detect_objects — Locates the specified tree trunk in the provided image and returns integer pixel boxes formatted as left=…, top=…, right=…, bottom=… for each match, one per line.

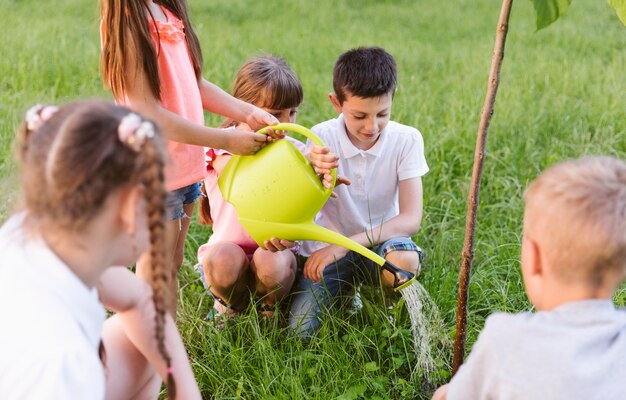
left=452, top=0, right=514, bottom=375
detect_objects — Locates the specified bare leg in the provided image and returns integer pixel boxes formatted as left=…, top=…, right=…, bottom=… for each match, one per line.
left=136, top=203, right=194, bottom=316
left=249, top=248, right=296, bottom=311
left=102, top=315, right=161, bottom=400
left=202, top=242, right=250, bottom=312
left=172, top=202, right=194, bottom=272
left=167, top=203, right=194, bottom=314
left=381, top=250, right=421, bottom=289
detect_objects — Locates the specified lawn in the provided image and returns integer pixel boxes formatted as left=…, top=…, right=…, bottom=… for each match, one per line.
left=1, top=0, right=625, bottom=398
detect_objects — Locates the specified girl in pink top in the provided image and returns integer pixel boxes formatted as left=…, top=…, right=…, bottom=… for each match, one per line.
left=196, top=56, right=305, bottom=318
left=100, top=1, right=280, bottom=313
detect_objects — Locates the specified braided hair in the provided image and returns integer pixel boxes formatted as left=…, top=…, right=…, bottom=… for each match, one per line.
left=17, top=100, right=177, bottom=398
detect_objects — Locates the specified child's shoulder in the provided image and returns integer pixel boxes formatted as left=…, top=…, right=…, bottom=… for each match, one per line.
left=476, top=311, right=535, bottom=346
left=384, top=120, right=425, bottom=146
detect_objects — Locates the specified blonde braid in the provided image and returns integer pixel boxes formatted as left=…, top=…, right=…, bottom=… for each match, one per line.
left=140, top=138, right=177, bottom=399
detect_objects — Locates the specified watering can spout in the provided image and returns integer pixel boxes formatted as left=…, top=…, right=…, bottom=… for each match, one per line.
left=382, top=260, right=416, bottom=291
left=240, top=219, right=415, bottom=291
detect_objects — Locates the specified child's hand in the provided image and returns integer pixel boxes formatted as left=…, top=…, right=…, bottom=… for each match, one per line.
left=431, top=384, right=448, bottom=400
left=304, top=244, right=349, bottom=282
left=224, top=128, right=271, bottom=155
left=307, top=145, right=339, bottom=189
left=246, top=106, right=278, bottom=130
left=329, top=175, right=351, bottom=198
left=246, top=107, right=284, bottom=141
left=263, top=238, right=296, bottom=252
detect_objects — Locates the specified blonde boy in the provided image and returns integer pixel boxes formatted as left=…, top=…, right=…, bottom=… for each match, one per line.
left=433, top=156, right=626, bottom=400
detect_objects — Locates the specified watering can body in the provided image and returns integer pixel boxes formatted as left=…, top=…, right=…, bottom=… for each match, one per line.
left=218, top=123, right=415, bottom=290
left=219, top=123, right=341, bottom=247
left=219, top=138, right=327, bottom=227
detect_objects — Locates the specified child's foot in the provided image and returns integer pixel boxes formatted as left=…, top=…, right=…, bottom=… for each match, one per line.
left=257, top=303, right=276, bottom=318
left=206, top=302, right=238, bottom=328
left=213, top=299, right=239, bottom=318
left=206, top=290, right=239, bottom=328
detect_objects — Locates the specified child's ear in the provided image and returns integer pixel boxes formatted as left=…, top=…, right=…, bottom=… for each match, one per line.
left=521, top=232, right=546, bottom=309
left=118, top=185, right=143, bottom=235
left=522, top=234, right=543, bottom=277
left=328, top=93, right=343, bottom=114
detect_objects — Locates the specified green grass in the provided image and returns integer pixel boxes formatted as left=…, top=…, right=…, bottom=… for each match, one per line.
left=2, top=0, right=625, bottom=398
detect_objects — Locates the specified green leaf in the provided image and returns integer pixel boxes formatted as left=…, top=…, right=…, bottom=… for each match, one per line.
left=365, top=361, right=380, bottom=372
left=530, top=0, right=573, bottom=30
left=608, top=0, right=626, bottom=25
left=336, top=384, right=367, bottom=400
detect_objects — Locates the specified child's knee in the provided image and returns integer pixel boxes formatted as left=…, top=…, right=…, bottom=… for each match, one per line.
left=380, top=250, right=421, bottom=288
left=385, top=250, right=421, bottom=275
left=203, top=245, right=248, bottom=287
left=253, top=251, right=296, bottom=283
left=257, top=264, right=295, bottom=291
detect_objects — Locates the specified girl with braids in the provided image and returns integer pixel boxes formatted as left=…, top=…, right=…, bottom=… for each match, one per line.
left=0, top=101, right=200, bottom=399
left=195, top=56, right=345, bottom=320
left=99, top=0, right=280, bottom=311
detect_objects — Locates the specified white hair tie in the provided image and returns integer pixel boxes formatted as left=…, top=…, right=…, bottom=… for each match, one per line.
left=25, top=104, right=59, bottom=131
left=118, top=113, right=155, bottom=152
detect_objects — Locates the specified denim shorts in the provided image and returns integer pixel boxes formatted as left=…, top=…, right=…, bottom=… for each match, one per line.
left=165, top=182, right=203, bottom=220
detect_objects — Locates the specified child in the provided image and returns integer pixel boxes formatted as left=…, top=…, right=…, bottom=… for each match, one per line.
left=196, top=55, right=309, bottom=318
left=288, top=46, right=429, bottom=336
left=99, top=0, right=281, bottom=312
left=0, top=101, right=200, bottom=399
left=432, top=156, right=626, bottom=400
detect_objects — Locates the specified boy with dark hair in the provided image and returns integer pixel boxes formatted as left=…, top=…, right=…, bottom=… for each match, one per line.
left=289, top=46, right=429, bottom=336
left=433, top=156, right=626, bottom=400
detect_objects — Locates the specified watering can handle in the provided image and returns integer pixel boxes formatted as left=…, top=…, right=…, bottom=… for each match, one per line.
left=258, top=123, right=325, bottom=146
left=258, top=123, right=337, bottom=189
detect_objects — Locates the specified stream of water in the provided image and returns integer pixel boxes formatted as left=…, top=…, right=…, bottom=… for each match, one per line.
left=398, top=280, right=442, bottom=378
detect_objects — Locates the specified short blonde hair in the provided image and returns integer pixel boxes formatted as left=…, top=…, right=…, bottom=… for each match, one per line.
left=524, top=156, right=626, bottom=288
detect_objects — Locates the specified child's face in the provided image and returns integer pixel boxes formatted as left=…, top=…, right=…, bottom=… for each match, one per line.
left=330, top=92, right=393, bottom=150
left=264, top=106, right=298, bottom=124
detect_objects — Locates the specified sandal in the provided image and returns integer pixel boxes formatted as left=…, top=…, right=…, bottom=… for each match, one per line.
left=205, top=289, right=241, bottom=329
left=257, top=303, right=276, bottom=318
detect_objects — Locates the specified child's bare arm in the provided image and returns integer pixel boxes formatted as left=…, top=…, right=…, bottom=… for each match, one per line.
left=120, top=50, right=269, bottom=155
left=97, top=267, right=201, bottom=399
left=198, top=79, right=280, bottom=133
left=304, top=177, right=422, bottom=282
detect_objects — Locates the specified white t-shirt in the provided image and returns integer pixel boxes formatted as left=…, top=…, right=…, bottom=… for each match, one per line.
left=448, top=300, right=626, bottom=400
left=301, top=114, right=429, bottom=256
left=0, top=214, right=107, bottom=399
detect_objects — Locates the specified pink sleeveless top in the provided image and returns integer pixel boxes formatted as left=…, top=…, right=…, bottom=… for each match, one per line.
left=102, top=7, right=206, bottom=191
left=197, top=148, right=259, bottom=264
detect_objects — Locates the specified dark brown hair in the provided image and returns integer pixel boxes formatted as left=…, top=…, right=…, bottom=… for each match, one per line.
left=100, top=0, right=203, bottom=101
left=333, top=46, right=397, bottom=104
left=197, top=55, right=303, bottom=225
left=17, top=100, right=177, bottom=398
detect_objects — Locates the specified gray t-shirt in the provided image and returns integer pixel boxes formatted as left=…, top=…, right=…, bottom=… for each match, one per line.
left=447, top=300, right=626, bottom=400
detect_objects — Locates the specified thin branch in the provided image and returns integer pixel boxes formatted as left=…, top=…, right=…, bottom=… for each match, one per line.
left=452, top=0, right=514, bottom=375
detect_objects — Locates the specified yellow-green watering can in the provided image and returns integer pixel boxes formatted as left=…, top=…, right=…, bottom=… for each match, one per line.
left=218, top=123, right=415, bottom=291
